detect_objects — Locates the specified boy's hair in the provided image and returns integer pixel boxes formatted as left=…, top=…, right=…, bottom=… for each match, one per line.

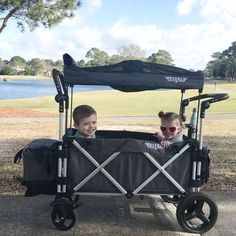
left=73, top=105, right=97, bottom=125
left=158, top=111, right=186, bottom=126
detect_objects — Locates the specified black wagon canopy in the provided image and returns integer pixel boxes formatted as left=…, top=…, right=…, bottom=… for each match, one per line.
left=63, top=53, right=204, bottom=92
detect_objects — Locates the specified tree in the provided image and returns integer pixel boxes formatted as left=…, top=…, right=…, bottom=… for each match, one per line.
left=9, top=55, right=27, bottom=74
left=1, top=64, right=14, bottom=75
left=9, top=56, right=26, bottom=66
left=147, top=50, right=174, bottom=66
left=211, top=52, right=222, bottom=60
left=204, top=61, right=215, bottom=78
left=28, top=58, right=44, bottom=75
left=0, top=0, right=82, bottom=34
left=212, top=60, right=228, bottom=80
left=222, top=41, right=236, bottom=82
left=205, top=42, right=236, bottom=82
left=0, top=57, right=6, bottom=71
left=77, top=59, right=85, bottom=67
left=85, top=48, right=110, bottom=66
left=109, top=54, right=125, bottom=64
left=204, top=52, right=223, bottom=79
left=54, top=59, right=64, bottom=71
left=117, top=44, right=145, bottom=59
left=42, top=59, right=54, bottom=76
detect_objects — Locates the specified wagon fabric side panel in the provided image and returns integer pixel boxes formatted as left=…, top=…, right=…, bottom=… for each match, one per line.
left=67, top=136, right=191, bottom=194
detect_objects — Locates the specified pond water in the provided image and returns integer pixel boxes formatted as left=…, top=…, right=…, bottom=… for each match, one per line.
left=0, top=79, right=111, bottom=100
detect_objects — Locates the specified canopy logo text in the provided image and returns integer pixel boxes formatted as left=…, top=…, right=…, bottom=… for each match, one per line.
left=165, top=76, right=188, bottom=83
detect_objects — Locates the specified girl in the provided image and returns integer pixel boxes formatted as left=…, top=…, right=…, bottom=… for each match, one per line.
left=158, top=111, right=186, bottom=148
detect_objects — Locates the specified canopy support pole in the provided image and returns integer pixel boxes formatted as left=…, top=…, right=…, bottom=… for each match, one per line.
left=179, top=89, right=185, bottom=116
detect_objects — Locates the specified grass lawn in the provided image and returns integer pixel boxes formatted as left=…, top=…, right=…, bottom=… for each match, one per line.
left=0, top=83, right=235, bottom=116
left=0, top=81, right=235, bottom=194
left=0, top=118, right=236, bottom=194
left=0, top=75, right=49, bottom=81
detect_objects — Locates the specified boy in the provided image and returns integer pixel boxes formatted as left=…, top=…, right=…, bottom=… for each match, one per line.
left=73, top=105, right=97, bottom=138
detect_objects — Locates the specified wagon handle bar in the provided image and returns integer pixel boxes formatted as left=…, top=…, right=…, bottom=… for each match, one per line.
left=200, top=93, right=229, bottom=118
left=180, top=93, right=229, bottom=117
left=52, top=69, right=66, bottom=96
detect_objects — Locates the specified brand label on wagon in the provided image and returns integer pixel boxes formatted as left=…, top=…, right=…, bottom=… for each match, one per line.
left=145, top=142, right=162, bottom=150
left=165, top=76, right=188, bottom=83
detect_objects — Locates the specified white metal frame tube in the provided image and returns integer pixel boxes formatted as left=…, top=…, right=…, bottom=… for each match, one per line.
left=59, top=112, right=64, bottom=141
left=199, top=118, right=204, bottom=150
left=57, top=144, right=63, bottom=193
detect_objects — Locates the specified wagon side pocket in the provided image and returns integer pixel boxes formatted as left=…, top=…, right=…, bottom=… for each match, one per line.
left=15, top=139, right=59, bottom=196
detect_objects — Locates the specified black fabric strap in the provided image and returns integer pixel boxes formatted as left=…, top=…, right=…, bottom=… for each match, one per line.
left=14, top=149, right=23, bottom=163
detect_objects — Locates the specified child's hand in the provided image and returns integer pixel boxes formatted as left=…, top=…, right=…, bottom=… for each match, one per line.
left=161, top=140, right=171, bottom=149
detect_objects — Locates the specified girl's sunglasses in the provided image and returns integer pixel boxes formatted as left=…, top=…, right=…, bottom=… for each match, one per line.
left=160, top=126, right=177, bottom=133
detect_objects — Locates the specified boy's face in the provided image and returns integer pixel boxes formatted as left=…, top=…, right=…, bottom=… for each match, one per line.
left=74, top=114, right=97, bottom=137
left=160, top=119, right=181, bottom=139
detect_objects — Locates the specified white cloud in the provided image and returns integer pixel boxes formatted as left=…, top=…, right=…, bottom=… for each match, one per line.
left=178, top=0, right=236, bottom=25
left=54, top=0, right=102, bottom=28
left=1, top=0, right=236, bottom=71
left=88, top=0, right=102, bottom=9
left=177, top=0, right=198, bottom=15
left=200, top=0, right=236, bottom=25
left=106, top=20, right=168, bottom=57
left=75, top=27, right=102, bottom=48
left=2, top=17, right=235, bottom=70
left=174, top=0, right=236, bottom=68
left=166, top=22, right=229, bottom=69
left=83, top=0, right=102, bottom=13
left=102, top=20, right=235, bottom=70
left=59, top=15, right=84, bottom=28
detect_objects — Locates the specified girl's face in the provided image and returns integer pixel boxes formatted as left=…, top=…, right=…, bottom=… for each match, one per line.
left=160, top=119, right=182, bottom=139
left=74, top=114, right=97, bottom=137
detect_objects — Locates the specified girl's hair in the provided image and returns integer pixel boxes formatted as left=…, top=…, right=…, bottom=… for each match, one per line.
left=73, top=105, right=97, bottom=125
left=158, top=111, right=186, bottom=126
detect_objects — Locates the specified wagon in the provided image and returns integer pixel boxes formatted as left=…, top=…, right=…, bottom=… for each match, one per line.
left=18, top=53, right=229, bottom=233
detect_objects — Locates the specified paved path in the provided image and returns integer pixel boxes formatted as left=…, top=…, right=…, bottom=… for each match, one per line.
left=0, top=191, right=235, bottom=236
left=0, top=194, right=198, bottom=236
left=203, top=191, right=236, bottom=236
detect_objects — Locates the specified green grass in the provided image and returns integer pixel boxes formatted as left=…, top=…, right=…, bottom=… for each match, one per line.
left=0, top=83, right=235, bottom=116
left=217, top=83, right=236, bottom=90
left=0, top=75, right=50, bottom=81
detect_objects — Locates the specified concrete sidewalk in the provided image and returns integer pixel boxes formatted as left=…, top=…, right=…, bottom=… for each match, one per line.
left=0, top=191, right=235, bottom=236
left=202, top=191, right=236, bottom=236
left=0, top=194, right=198, bottom=236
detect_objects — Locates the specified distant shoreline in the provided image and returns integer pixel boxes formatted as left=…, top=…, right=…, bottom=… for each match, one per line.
left=0, top=75, right=50, bottom=81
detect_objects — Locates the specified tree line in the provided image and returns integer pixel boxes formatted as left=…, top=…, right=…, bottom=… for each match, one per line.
left=204, top=41, right=236, bottom=82
left=0, top=41, right=236, bottom=82
left=1, top=41, right=236, bottom=83
left=1, top=1, right=235, bottom=82
left=0, top=45, right=174, bottom=76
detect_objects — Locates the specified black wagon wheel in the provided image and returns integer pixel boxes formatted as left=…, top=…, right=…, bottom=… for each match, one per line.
left=161, top=195, right=182, bottom=204
left=176, top=192, right=218, bottom=234
left=51, top=205, right=76, bottom=231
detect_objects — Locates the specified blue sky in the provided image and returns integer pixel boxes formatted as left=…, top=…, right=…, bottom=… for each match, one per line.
left=85, top=0, right=201, bottom=28
left=0, top=0, right=236, bottom=70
